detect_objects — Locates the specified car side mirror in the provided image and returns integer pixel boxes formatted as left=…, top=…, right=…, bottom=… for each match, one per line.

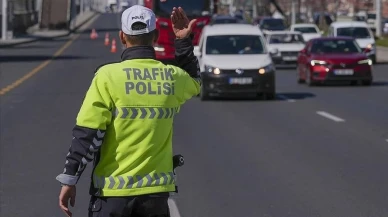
left=194, top=46, right=202, bottom=57
left=269, top=48, right=279, bottom=55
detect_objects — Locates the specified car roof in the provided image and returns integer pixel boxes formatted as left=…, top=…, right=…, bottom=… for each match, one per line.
left=203, top=24, right=264, bottom=36
left=310, top=36, right=355, bottom=41
left=330, top=21, right=369, bottom=28
left=264, top=30, right=302, bottom=35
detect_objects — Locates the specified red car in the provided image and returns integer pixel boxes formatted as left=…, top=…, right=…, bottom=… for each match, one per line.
left=297, top=37, right=373, bottom=86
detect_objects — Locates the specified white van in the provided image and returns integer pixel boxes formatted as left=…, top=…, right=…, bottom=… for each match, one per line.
left=193, top=24, right=276, bottom=100
left=328, top=21, right=377, bottom=63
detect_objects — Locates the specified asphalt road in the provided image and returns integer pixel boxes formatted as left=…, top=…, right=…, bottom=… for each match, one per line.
left=1, top=13, right=388, bottom=217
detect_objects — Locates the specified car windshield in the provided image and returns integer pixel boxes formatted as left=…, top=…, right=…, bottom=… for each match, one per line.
left=154, top=0, right=209, bottom=17
left=336, top=27, right=371, bottom=39
left=311, top=39, right=362, bottom=54
left=261, top=19, right=285, bottom=29
left=269, top=34, right=305, bottom=44
left=294, top=27, right=318, bottom=33
left=368, top=14, right=376, bottom=19
left=205, top=35, right=266, bottom=55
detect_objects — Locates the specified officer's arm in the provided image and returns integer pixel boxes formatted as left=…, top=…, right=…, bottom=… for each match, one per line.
left=174, top=34, right=200, bottom=79
left=56, top=69, right=113, bottom=186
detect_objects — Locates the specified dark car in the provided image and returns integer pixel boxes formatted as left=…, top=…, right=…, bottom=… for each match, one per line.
left=297, top=37, right=373, bottom=86
left=258, top=18, right=286, bottom=31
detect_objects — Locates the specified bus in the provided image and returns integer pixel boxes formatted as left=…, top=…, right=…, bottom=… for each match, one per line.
left=144, top=0, right=217, bottom=62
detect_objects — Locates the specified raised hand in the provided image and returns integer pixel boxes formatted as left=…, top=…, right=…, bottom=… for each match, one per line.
left=171, top=7, right=197, bottom=39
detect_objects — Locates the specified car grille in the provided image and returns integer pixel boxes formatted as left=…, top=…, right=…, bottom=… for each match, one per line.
left=280, top=51, right=299, bottom=56
left=331, top=63, right=358, bottom=68
left=221, top=69, right=259, bottom=75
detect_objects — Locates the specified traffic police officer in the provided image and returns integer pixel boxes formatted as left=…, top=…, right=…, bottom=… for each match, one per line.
left=56, top=4, right=200, bottom=217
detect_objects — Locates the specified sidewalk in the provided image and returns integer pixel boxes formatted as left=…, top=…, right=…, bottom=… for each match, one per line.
left=0, top=10, right=99, bottom=48
left=376, top=46, right=388, bottom=63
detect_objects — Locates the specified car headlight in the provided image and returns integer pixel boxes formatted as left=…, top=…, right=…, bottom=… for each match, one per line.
left=310, top=60, right=328, bottom=66
left=258, top=63, right=275, bottom=74
left=204, top=65, right=221, bottom=74
left=358, top=59, right=373, bottom=65
left=154, top=44, right=165, bottom=52
left=366, top=43, right=375, bottom=50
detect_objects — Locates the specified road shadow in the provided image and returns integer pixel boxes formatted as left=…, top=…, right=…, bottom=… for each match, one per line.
left=0, top=55, right=88, bottom=62
left=199, top=92, right=316, bottom=102
left=372, top=81, right=388, bottom=86
left=0, top=45, right=53, bottom=50
left=307, top=80, right=388, bottom=87
left=375, top=60, right=388, bottom=65
left=276, top=92, right=316, bottom=100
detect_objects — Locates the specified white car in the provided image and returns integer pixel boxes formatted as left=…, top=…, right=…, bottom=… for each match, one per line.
left=194, top=24, right=276, bottom=100
left=265, top=31, right=305, bottom=68
left=328, top=21, right=377, bottom=63
left=290, top=23, right=323, bottom=42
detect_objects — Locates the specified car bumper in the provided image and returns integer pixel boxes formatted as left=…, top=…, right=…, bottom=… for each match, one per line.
left=310, top=65, right=373, bottom=82
left=201, top=72, right=275, bottom=95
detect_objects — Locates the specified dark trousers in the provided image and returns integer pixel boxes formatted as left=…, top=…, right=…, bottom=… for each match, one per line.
left=88, top=193, right=170, bottom=217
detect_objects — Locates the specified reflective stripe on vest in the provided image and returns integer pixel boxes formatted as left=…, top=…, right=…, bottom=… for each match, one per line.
left=113, top=107, right=180, bottom=119
left=93, top=172, right=175, bottom=189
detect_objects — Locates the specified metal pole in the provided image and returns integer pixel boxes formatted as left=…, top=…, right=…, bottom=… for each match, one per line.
left=291, top=0, right=296, bottom=25
left=252, top=0, right=257, bottom=18
left=1, top=0, right=7, bottom=40
left=80, top=0, right=84, bottom=14
left=376, top=0, right=382, bottom=37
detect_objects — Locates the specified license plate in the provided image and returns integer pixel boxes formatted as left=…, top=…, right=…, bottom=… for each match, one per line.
left=334, top=69, right=354, bottom=75
left=229, top=77, right=253, bottom=84
left=283, top=56, right=297, bottom=61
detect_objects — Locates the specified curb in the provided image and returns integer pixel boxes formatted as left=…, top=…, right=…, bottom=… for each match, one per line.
left=0, top=11, right=99, bottom=48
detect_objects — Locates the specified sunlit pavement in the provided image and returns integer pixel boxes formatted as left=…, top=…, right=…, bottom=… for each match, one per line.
left=1, top=13, right=388, bottom=217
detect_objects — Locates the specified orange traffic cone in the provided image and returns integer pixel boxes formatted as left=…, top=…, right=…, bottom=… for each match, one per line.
left=90, top=29, right=98, bottom=40
left=111, top=39, right=117, bottom=53
left=104, top=33, right=110, bottom=46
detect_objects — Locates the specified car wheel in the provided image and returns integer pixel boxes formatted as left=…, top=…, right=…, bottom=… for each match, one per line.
left=350, top=80, right=358, bottom=86
left=200, top=84, right=210, bottom=101
left=362, top=80, right=372, bottom=86
left=264, top=92, right=276, bottom=100
left=371, top=56, right=377, bottom=64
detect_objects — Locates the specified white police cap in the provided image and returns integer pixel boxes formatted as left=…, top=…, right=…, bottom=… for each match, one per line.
left=121, top=5, right=157, bottom=35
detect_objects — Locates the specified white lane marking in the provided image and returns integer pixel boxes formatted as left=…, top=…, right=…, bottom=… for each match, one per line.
left=277, top=94, right=296, bottom=102
left=316, top=111, right=345, bottom=122
left=168, top=198, right=182, bottom=217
